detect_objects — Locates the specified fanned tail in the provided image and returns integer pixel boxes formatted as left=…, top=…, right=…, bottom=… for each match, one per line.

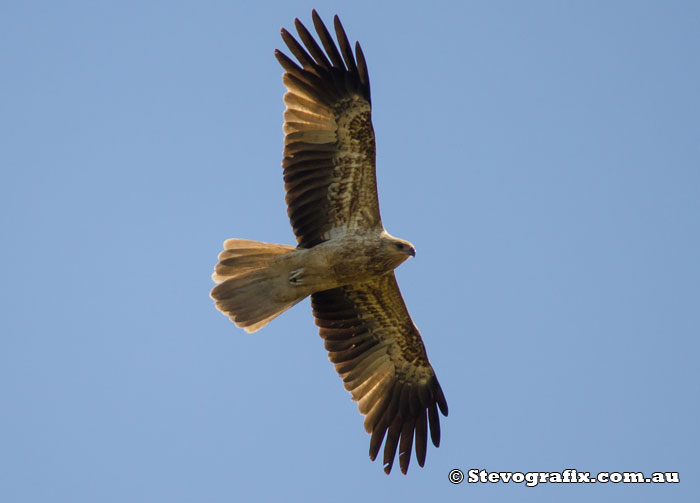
left=211, top=239, right=303, bottom=332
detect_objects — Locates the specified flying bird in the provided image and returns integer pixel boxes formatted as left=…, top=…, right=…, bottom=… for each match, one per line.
left=211, top=10, right=448, bottom=475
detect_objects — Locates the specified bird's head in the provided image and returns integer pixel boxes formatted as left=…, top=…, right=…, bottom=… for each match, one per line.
left=380, top=232, right=416, bottom=269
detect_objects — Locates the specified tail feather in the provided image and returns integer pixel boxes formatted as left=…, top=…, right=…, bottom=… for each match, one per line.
left=212, top=239, right=296, bottom=282
left=211, top=239, right=304, bottom=333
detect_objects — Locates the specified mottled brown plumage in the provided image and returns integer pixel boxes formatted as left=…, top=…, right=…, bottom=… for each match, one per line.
left=211, top=10, right=447, bottom=475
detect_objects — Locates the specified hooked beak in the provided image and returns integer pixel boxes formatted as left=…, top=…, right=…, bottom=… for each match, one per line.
left=408, top=246, right=416, bottom=257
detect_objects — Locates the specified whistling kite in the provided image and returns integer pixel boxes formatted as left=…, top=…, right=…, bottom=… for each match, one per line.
left=211, top=10, right=448, bottom=475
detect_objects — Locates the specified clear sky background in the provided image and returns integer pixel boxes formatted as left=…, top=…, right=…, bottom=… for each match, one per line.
left=2, top=1, right=699, bottom=501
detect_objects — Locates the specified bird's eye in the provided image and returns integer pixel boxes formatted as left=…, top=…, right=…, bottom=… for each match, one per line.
left=395, top=243, right=404, bottom=249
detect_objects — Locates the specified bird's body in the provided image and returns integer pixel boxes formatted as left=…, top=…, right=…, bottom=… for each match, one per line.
left=211, top=10, right=447, bottom=475
left=211, top=231, right=413, bottom=332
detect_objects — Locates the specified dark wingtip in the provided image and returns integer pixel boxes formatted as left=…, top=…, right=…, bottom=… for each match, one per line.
left=399, top=454, right=410, bottom=475
left=435, top=378, right=448, bottom=416
left=311, top=9, right=323, bottom=28
left=369, top=424, right=387, bottom=462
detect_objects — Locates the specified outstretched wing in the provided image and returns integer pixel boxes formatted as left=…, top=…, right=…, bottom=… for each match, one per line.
left=276, top=10, right=380, bottom=248
left=312, top=274, right=448, bottom=475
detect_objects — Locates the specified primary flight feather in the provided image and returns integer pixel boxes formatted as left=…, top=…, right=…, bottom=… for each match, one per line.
left=211, top=10, right=448, bottom=475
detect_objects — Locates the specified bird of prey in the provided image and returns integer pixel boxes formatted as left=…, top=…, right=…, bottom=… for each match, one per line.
left=211, top=10, right=448, bottom=475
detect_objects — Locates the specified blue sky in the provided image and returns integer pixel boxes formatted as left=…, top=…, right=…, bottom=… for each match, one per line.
left=2, top=1, right=699, bottom=501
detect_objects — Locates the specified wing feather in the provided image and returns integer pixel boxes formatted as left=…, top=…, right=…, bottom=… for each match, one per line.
left=294, top=18, right=332, bottom=70
left=277, top=10, right=380, bottom=248
left=414, top=410, right=428, bottom=467
left=280, top=27, right=318, bottom=72
left=333, top=16, right=358, bottom=74
left=312, top=274, right=448, bottom=474
left=354, top=42, right=371, bottom=93
left=382, top=415, right=402, bottom=474
left=398, top=416, right=416, bottom=474
left=311, top=10, right=346, bottom=70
